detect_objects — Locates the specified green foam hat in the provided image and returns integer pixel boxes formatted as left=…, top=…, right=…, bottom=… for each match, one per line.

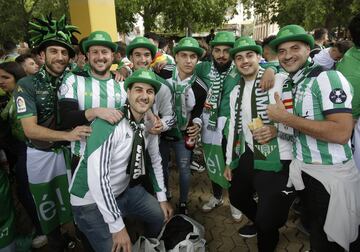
left=230, top=36, right=262, bottom=58
left=209, top=31, right=235, bottom=47
left=269, top=24, right=315, bottom=51
left=173, top=37, right=204, bottom=57
left=83, top=31, right=118, bottom=52
left=29, top=14, right=79, bottom=58
left=124, top=68, right=161, bottom=93
left=126, top=36, right=157, bottom=59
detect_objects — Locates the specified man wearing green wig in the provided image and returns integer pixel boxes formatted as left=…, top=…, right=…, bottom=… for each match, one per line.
left=14, top=14, right=91, bottom=250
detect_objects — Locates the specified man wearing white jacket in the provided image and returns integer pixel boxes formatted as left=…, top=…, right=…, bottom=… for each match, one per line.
left=70, top=69, right=173, bottom=252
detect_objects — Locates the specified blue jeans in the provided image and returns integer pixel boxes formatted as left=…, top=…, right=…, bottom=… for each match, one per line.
left=160, top=138, right=191, bottom=203
left=72, top=185, right=164, bottom=252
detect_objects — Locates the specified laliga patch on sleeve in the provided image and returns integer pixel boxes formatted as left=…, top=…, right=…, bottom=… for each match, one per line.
left=329, top=88, right=347, bottom=104
left=16, top=97, right=26, bottom=113
left=59, top=84, right=69, bottom=96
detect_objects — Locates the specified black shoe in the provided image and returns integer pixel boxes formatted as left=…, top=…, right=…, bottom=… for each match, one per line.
left=238, top=224, right=257, bottom=238
left=178, top=202, right=188, bottom=215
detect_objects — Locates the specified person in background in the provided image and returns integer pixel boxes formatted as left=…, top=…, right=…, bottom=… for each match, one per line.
left=313, top=40, right=353, bottom=70
left=0, top=62, right=47, bottom=248
left=310, top=28, right=328, bottom=58
left=0, top=41, right=19, bottom=63
left=15, top=54, right=39, bottom=75
left=30, top=47, right=45, bottom=67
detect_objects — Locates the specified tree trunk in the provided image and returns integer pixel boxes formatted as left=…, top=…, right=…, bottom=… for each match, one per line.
left=186, top=22, right=192, bottom=37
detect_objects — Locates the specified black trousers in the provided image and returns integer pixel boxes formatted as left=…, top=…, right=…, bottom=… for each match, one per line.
left=229, top=146, right=295, bottom=252
left=300, top=172, right=346, bottom=252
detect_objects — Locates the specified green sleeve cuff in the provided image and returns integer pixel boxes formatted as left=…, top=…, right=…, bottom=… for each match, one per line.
left=17, top=113, right=35, bottom=119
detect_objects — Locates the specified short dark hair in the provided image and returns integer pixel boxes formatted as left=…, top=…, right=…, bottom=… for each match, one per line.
left=3, top=41, right=17, bottom=51
left=144, top=32, right=159, bottom=43
left=115, top=41, right=126, bottom=57
left=158, top=37, right=169, bottom=49
left=15, top=54, right=33, bottom=65
left=262, top=35, right=277, bottom=47
left=349, top=13, right=360, bottom=47
left=334, top=40, right=354, bottom=54
left=313, top=28, right=328, bottom=41
left=0, top=62, right=26, bottom=82
left=30, top=47, right=40, bottom=56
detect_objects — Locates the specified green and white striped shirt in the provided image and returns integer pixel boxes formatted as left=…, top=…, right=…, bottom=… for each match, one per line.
left=291, top=64, right=353, bottom=165
left=59, top=71, right=127, bottom=156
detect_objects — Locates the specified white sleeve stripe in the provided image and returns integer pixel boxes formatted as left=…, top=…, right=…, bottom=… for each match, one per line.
left=64, top=74, right=75, bottom=99
left=99, top=133, right=121, bottom=220
left=103, top=134, right=121, bottom=218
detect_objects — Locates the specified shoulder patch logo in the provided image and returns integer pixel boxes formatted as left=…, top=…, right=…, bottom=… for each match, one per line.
left=59, top=84, right=69, bottom=96
left=125, top=132, right=131, bottom=139
left=16, top=97, right=26, bottom=113
left=329, top=88, right=347, bottom=104
left=115, top=93, right=121, bottom=103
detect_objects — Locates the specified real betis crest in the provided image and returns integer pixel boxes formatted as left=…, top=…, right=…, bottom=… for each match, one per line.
left=255, top=144, right=277, bottom=158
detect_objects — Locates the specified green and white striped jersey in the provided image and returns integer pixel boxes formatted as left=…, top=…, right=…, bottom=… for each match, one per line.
left=59, top=71, right=127, bottom=156
left=291, top=65, right=353, bottom=164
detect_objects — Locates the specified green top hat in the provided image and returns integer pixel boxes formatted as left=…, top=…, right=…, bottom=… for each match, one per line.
left=209, top=31, right=235, bottom=47
left=269, top=24, right=315, bottom=51
left=124, top=69, right=161, bottom=93
left=230, top=36, right=262, bottom=58
left=83, top=31, right=118, bottom=53
left=29, top=14, right=79, bottom=58
left=126, top=37, right=157, bottom=59
left=173, top=37, right=204, bottom=57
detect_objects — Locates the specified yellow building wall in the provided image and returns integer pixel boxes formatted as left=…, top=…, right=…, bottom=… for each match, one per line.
left=68, top=0, right=118, bottom=41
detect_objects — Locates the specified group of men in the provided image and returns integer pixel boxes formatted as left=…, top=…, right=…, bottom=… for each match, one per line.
left=1, top=11, right=360, bottom=252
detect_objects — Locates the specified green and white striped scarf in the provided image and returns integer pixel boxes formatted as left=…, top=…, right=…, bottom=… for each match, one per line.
left=172, top=68, right=196, bottom=131
left=206, top=62, right=234, bottom=130
left=232, top=68, right=283, bottom=172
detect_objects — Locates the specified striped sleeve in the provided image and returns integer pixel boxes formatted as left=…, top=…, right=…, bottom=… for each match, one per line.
left=315, top=71, right=353, bottom=115
left=225, top=87, right=238, bottom=166
left=156, top=84, right=175, bottom=131
left=87, top=131, right=124, bottom=233
left=59, top=72, right=77, bottom=100
left=146, top=134, right=167, bottom=201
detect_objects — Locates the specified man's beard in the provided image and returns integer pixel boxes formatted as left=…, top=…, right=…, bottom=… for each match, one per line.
left=91, top=61, right=111, bottom=76
left=213, top=59, right=232, bottom=73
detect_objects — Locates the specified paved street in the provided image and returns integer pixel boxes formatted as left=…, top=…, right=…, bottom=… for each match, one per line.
left=168, top=168, right=310, bottom=251
left=16, top=162, right=310, bottom=251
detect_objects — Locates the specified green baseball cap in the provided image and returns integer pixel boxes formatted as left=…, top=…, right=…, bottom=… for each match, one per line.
left=83, top=31, right=118, bottom=53
left=269, top=24, right=315, bottom=51
left=209, top=31, right=235, bottom=47
left=230, top=36, right=262, bottom=58
left=124, top=68, right=161, bottom=93
left=126, top=36, right=157, bottom=59
left=173, top=37, right=204, bottom=57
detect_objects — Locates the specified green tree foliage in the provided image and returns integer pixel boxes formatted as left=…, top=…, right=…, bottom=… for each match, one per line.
left=0, top=0, right=69, bottom=45
left=115, top=0, right=238, bottom=35
left=115, top=0, right=163, bottom=34
left=243, top=0, right=360, bottom=32
left=115, top=0, right=164, bottom=34
left=161, top=0, right=238, bottom=35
